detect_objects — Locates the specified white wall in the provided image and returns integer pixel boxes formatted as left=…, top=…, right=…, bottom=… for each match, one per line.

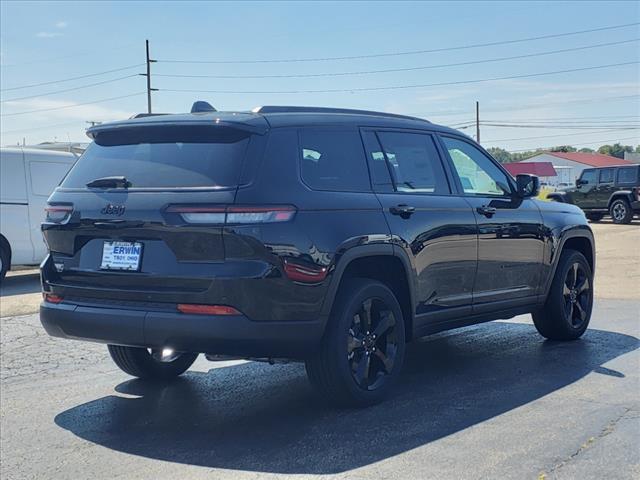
left=520, top=154, right=590, bottom=185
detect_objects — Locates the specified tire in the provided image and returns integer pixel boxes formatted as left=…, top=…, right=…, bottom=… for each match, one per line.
left=610, top=199, right=633, bottom=224
left=0, top=245, right=8, bottom=284
left=533, top=249, right=593, bottom=341
left=107, top=345, right=198, bottom=380
left=586, top=213, right=604, bottom=222
left=306, top=278, right=406, bottom=407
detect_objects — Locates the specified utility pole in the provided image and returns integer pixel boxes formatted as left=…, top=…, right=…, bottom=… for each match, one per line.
left=141, top=39, right=157, bottom=114
left=475, top=101, right=480, bottom=143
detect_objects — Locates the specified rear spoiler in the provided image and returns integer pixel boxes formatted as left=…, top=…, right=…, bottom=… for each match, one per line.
left=86, top=119, right=269, bottom=140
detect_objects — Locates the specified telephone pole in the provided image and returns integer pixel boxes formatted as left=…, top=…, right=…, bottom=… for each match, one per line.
left=475, top=101, right=480, bottom=143
left=141, top=39, right=157, bottom=114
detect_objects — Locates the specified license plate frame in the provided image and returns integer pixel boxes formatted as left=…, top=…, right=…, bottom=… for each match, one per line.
left=100, top=241, right=143, bottom=271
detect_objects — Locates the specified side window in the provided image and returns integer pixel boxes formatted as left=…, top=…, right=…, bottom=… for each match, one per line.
left=580, top=169, right=596, bottom=185
left=376, top=131, right=450, bottom=194
left=441, top=137, right=511, bottom=196
left=361, top=130, right=393, bottom=189
left=617, top=167, right=638, bottom=184
left=598, top=168, right=614, bottom=184
left=299, top=128, right=370, bottom=192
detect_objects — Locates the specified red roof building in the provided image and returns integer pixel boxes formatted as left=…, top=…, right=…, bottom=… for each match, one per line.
left=503, top=161, right=557, bottom=177
left=543, top=151, right=633, bottom=168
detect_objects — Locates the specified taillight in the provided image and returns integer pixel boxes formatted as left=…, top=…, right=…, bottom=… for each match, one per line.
left=45, top=204, right=73, bottom=223
left=43, top=293, right=64, bottom=304
left=166, top=205, right=296, bottom=224
left=177, top=304, right=241, bottom=315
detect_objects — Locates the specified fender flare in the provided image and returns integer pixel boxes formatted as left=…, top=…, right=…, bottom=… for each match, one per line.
left=542, top=225, right=595, bottom=299
left=319, top=243, right=416, bottom=331
left=607, top=191, right=634, bottom=208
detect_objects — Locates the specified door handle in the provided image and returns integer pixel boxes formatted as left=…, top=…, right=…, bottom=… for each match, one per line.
left=476, top=206, right=497, bottom=218
left=389, top=204, right=416, bottom=217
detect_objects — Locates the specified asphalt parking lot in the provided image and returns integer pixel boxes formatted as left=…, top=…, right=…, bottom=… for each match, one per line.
left=1, top=221, right=638, bottom=479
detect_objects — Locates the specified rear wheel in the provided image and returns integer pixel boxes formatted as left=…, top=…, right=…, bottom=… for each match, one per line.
left=107, top=345, right=198, bottom=380
left=533, top=249, right=593, bottom=341
left=0, top=245, right=8, bottom=284
left=306, top=278, right=406, bottom=407
left=610, top=199, right=633, bottom=224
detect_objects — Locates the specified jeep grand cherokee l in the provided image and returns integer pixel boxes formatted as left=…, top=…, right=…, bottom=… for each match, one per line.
left=40, top=104, right=595, bottom=406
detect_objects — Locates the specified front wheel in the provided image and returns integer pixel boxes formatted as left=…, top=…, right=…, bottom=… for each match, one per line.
left=533, top=249, right=593, bottom=341
left=0, top=245, right=8, bottom=284
left=610, top=199, right=633, bottom=224
left=306, top=278, right=406, bottom=407
left=108, top=345, right=198, bottom=380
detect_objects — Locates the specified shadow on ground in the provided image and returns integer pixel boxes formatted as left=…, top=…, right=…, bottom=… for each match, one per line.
left=0, top=272, right=40, bottom=297
left=55, top=321, right=638, bottom=474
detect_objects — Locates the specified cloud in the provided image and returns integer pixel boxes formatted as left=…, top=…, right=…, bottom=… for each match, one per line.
left=55, top=21, right=68, bottom=29
left=36, top=31, right=63, bottom=38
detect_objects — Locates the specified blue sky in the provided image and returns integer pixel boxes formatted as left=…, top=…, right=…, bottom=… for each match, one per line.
left=1, top=1, right=638, bottom=151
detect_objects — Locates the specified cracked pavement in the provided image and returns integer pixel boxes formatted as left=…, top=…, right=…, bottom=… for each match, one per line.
left=1, top=298, right=638, bottom=479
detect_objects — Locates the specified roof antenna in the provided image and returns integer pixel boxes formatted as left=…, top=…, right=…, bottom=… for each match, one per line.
left=191, top=101, right=217, bottom=113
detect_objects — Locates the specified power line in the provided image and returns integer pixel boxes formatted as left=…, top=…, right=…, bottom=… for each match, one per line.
left=154, top=38, right=640, bottom=79
left=0, top=64, right=144, bottom=91
left=0, top=92, right=145, bottom=117
left=485, top=128, right=640, bottom=143
left=480, top=123, right=640, bottom=129
left=0, top=121, right=85, bottom=135
left=410, top=94, right=640, bottom=119
left=1, top=75, right=139, bottom=103
left=508, top=136, right=640, bottom=152
left=1, top=43, right=139, bottom=68
left=160, top=61, right=639, bottom=94
left=483, top=114, right=640, bottom=122
left=157, top=22, right=640, bottom=64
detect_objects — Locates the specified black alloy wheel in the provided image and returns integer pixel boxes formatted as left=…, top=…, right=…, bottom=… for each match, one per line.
left=562, top=262, right=591, bottom=329
left=347, top=297, right=400, bottom=391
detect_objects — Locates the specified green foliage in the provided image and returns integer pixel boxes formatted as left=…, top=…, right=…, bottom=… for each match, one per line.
left=550, top=145, right=577, bottom=153
left=597, top=143, right=634, bottom=159
left=488, top=144, right=640, bottom=163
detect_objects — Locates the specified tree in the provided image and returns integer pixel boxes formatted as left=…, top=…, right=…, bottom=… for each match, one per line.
left=598, top=143, right=633, bottom=159
left=578, top=147, right=595, bottom=153
left=486, top=147, right=512, bottom=163
left=550, top=145, right=577, bottom=153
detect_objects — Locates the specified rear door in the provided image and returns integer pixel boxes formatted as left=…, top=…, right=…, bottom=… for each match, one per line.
left=361, top=129, right=477, bottom=327
left=438, top=135, right=545, bottom=310
left=42, top=123, right=263, bottom=303
left=25, top=154, right=75, bottom=262
left=595, top=168, right=615, bottom=208
left=0, top=149, right=31, bottom=265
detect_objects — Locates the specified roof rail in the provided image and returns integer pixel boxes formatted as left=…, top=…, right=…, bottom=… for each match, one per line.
left=252, top=105, right=430, bottom=123
left=130, top=113, right=170, bottom=119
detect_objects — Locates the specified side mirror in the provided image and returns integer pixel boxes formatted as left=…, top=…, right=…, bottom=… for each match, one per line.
left=515, top=174, right=540, bottom=198
left=576, top=178, right=587, bottom=187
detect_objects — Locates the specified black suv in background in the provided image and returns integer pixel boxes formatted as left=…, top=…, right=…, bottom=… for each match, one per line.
left=548, top=164, right=640, bottom=224
left=40, top=105, right=595, bottom=406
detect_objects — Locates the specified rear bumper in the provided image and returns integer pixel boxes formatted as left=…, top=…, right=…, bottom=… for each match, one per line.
left=40, top=301, right=324, bottom=359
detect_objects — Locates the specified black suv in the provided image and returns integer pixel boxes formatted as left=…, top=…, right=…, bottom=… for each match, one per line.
left=547, top=165, right=640, bottom=224
left=40, top=105, right=595, bottom=406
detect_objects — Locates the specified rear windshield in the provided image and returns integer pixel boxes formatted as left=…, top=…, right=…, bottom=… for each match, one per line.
left=61, top=125, right=251, bottom=189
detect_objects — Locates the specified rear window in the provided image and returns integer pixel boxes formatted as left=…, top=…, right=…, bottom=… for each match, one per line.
left=298, top=128, right=370, bottom=192
left=61, top=125, right=251, bottom=189
left=617, top=167, right=639, bottom=184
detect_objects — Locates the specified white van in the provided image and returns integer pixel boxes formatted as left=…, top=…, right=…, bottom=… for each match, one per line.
left=0, top=148, right=77, bottom=282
